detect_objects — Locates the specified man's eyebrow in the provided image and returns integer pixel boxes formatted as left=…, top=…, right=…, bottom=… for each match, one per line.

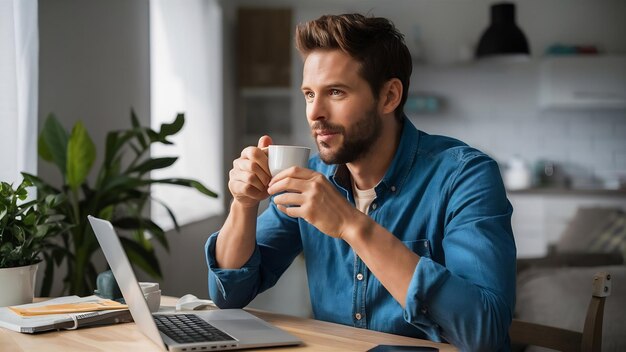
left=300, top=83, right=351, bottom=91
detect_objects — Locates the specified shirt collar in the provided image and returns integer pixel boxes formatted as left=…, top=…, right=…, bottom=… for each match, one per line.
left=329, top=115, right=420, bottom=195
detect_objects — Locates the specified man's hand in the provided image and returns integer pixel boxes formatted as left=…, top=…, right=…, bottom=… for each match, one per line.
left=228, top=136, right=273, bottom=208
left=267, top=167, right=364, bottom=238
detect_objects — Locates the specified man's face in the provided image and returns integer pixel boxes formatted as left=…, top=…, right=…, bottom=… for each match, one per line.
left=301, top=50, right=382, bottom=164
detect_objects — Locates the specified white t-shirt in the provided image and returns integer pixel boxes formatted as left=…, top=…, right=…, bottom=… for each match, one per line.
left=352, top=180, right=377, bottom=214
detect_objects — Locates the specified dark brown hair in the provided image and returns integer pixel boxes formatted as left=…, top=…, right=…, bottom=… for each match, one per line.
left=295, top=13, right=412, bottom=120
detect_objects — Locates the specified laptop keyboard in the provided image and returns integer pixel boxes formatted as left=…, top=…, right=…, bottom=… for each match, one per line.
left=154, top=314, right=236, bottom=344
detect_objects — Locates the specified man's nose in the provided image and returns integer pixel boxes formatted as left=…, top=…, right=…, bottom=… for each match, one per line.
left=307, top=97, right=327, bottom=122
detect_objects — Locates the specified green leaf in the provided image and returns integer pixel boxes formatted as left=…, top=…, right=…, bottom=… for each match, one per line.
left=113, top=217, right=169, bottom=251
left=145, top=129, right=171, bottom=145
left=119, top=237, right=162, bottom=279
left=66, top=121, right=96, bottom=190
left=13, top=226, right=25, bottom=242
left=149, top=178, right=218, bottom=197
left=100, top=175, right=140, bottom=194
left=0, top=204, right=7, bottom=221
left=15, top=200, right=36, bottom=216
left=131, top=110, right=148, bottom=149
left=39, top=114, right=69, bottom=174
left=44, top=214, right=66, bottom=223
left=159, top=113, right=184, bottom=138
left=35, top=224, right=52, bottom=238
left=37, top=133, right=53, bottom=162
left=16, top=178, right=33, bottom=192
left=98, top=206, right=114, bottom=220
left=104, top=132, right=119, bottom=167
left=128, top=157, right=178, bottom=174
left=152, top=197, right=180, bottom=232
left=23, top=212, right=37, bottom=226
left=21, top=172, right=60, bottom=194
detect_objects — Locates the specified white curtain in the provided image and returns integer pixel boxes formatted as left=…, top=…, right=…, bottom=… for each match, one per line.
left=0, top=0, right=38, bottom=184
left=150, top=0, right=224, bottom=230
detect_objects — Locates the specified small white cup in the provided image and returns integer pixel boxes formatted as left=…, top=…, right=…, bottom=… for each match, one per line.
left=140, top=282, right=161, bottom=312
left=268, top=145, right=310, bottom=177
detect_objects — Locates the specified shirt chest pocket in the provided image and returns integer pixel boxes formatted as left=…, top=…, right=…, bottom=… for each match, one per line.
left=402, top=239, right=432, bottom=258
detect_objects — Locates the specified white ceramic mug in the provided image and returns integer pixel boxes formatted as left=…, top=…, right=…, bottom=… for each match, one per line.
left=139, top=282, right=161, bottom=312
left=268, top=145, right=310, bottom=177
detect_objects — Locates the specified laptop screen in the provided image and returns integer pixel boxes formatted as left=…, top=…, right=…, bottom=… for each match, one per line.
left=88, top=215, right=166, bottom=350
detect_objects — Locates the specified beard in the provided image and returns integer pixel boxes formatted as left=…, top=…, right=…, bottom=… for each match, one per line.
left=311, top=106, right=382, bottom=165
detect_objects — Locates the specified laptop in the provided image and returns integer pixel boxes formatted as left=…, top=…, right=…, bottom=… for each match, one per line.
left=88, top=215, right=302, bottom=351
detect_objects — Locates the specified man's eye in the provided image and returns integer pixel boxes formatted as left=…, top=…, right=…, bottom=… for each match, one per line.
left=305, top=91, right=315, bottom=99
left=330, top=89, right=341, bottom=96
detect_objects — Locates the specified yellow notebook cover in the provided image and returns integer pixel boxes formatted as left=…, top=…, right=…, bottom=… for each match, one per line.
left=9, top=299, right=128, bottom=316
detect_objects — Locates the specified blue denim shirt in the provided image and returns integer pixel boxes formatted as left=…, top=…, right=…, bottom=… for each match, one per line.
left=205, top=118, right=516, bottom=351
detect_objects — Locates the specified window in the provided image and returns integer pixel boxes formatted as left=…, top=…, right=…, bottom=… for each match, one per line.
left=0, top=0, right=38, bottom=184
left=149, top=0, right=224, bottom=230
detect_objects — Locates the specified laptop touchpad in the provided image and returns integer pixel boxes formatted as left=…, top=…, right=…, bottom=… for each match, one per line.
left=211, top=319, right=274, bottom=332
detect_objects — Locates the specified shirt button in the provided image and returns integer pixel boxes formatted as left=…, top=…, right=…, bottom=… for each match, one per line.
left=356, top=273, right=364, bottom=281
left=371, top=203, right=377, bottom=210
left=390, top=186, right=397, bottom=192
left=355, top=313, right=362, bottom=320
left=421, top=307, right=428, bottom=314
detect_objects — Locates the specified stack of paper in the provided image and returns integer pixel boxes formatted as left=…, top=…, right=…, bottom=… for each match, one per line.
left=0, top=295, right=132, bottom=333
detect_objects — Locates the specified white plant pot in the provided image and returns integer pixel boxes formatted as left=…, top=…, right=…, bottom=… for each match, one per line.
left=0, top=263, right=39, bottom=307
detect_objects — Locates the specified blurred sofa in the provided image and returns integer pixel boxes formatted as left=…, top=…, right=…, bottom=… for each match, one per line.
left=514, top=207, right=626, bottom=352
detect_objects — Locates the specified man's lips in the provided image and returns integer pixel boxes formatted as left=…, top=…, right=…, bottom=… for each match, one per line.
left=315, top=130, right=339, bottom=144
left=316, top=130, right=338, bottom=136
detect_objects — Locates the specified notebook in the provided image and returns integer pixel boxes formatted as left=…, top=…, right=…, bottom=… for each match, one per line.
left=88, top=215, right=302, bottom=352
left=0, top=295, right=131, bottom=333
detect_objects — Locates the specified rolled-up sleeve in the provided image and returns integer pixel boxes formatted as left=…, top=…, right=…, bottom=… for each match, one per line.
left=403, top=153, right=516, bottom=351
left=205, top=201, right=303, bottom=309
left=206, top=233, right=263, bottom=308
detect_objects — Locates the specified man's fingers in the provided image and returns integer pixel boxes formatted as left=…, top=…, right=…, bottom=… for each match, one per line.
left=268, top=167, right=315, bottom=188
left=229, top=177, right=267, bottom=198
left=258, top=135, right=273, bottom=149
left=267, top=176, right=311, bottom=195
left=233, top=159, right=271, bottom=186
left=230, top=167, right=268, bottom=192
left=240, top=146, right=272, bottom=179
left=276, top=204, right=301, bottom=219
left=273, top=192, right=303, bottom=207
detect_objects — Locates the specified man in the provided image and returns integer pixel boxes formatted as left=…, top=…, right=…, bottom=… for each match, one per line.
left=206, top=13, right=516, bottom=351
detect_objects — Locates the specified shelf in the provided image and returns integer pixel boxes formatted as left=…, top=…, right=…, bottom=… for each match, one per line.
left=508, top=187, right=626, bottom=197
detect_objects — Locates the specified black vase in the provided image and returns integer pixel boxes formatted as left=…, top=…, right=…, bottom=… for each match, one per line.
left=476, top=2, right=530, bottom=58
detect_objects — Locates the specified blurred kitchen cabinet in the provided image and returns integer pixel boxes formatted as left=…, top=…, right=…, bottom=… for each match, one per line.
left=237, top=8, right=292, bottom=88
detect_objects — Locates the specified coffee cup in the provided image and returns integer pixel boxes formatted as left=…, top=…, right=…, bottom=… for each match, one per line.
left=268, top=145, right=310, bottom=177
left=140, top=282, right=161, bottom=312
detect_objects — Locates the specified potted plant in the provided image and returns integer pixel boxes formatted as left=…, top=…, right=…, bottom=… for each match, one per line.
left=24, top=110, right=217, bottom=297
left=0, top=179, right=69, bottom=306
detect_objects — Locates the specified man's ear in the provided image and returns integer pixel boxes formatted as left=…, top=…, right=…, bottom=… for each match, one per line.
left=379, top=78, right=403, bottom=115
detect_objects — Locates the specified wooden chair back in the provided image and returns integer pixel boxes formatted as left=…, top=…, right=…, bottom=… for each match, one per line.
left=510, top=271, right=611, bottom=352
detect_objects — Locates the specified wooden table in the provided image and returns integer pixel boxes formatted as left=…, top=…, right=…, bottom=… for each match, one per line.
left=0, top=297, right=456, bottom=351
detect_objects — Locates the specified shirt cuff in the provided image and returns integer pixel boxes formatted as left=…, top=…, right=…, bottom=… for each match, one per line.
left=403, top=257, right=449, bottom=341
left=205, top=232, right=261, bottom=305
